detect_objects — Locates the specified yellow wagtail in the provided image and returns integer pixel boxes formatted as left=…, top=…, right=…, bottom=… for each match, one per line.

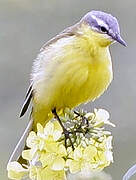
left=9, top=10, right=126, bottom=162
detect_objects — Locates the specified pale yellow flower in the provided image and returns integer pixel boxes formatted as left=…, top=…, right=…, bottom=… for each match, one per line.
left=91, top=150, right=113, bottom=171
left=99, top=136, right=113, bottom=151
left=43, top=121, right=63, bottom=141
left=83, top=145, right=97, bottom=162
left=93, top=109, right=115, bottom=127
left=66, top=145, right=97, bottom=173
left=36, top=167, right=66, bottom=180
left=51, top=157, right=65, bottom=171
left=7, top=108, right=114, bottom=180
left=28, top=159, right=66, bottom=180
left=22, top=149, right=33, bottom=161
left=26, top=131, right=45, bottom=152
left=40, top=143, right=67, bottom=170
left=26, top=121, right=62, bottom=151
left=66, top=147, right=83, bottom=173
left=25, top=121, right=63, bottom=162
left=66, top=141, right=113, bottom=173
left=29, top=166, right=38, bottom=180
left=7, top=162, right=28, bottom=180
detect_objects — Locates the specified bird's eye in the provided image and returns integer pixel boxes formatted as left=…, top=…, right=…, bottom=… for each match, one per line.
left=100, top=26, right=108, bottom=33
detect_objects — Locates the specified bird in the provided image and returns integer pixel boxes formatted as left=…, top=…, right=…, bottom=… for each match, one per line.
left=9, top=10, right=126, bottom=163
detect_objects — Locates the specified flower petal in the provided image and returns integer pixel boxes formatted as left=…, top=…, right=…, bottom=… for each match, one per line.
left=73, top=147, right=83, bottom=160
left=7, top=162, right=28, bottom=180
left=83, top=145, right=97, bottom=161
left=68, top=160, right=81, bottom=174
left=53, top=120, right=63, bottom=132
left=53, top=130, right=62, bottom=141
left=51, top=157, right=65, bottom=170
left=58, top=144, right=67, bottom=157
left=44, top=122, right=54, bottom=136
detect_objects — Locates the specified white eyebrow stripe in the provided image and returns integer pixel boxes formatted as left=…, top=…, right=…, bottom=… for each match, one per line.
left=91, top=15, right=109, bottom=29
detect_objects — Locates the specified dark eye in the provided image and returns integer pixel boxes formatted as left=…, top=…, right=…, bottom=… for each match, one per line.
left=100, top=26, right=108, bottom=33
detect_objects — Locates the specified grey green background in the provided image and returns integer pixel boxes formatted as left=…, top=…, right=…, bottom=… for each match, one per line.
left=0, top=0, right=135, bottom=179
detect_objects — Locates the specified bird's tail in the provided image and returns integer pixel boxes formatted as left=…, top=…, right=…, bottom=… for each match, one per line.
left=8, top=118, right=33, bottom=164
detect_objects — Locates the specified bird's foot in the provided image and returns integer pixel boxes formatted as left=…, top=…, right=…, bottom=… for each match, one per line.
left=52, top=108, right=74, bottom=150
left=63, top=128, right=74, bottom=150
left=74, top=111, right=89, bottom=133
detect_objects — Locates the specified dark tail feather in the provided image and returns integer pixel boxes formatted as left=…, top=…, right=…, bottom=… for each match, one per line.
left=20, top=84, right=33, bottom=118
left=8, top=118, right=33, bottom=164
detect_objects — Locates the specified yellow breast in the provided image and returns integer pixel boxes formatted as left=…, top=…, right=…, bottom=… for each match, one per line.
left=54, top=33, right=113, bottom=109
left=55, top=51, right=113, bottom=109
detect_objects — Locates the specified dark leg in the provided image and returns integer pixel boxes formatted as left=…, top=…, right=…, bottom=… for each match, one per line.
left=74, top=111, right=89, bottom=128
left=52, top=108, right=74, bottom=150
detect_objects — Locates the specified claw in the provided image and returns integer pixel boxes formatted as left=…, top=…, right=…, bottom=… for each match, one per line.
left=74, top=110, right=89, bottom=131
left=52, top=108, right=74, bottom=150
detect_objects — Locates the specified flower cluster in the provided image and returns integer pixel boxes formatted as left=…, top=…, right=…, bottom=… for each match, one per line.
left=7, top=108, right=115, bottom=180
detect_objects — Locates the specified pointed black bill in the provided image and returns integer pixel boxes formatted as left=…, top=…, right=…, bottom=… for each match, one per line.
left=115, top=34, right=127, bottom=47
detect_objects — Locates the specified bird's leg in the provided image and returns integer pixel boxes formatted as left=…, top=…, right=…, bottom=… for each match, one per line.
left=74, top=111, right=89, bottom=130
left=52, top=108, right=74, bottom=150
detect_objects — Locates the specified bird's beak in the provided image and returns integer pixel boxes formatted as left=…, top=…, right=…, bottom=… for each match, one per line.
left=115, top=34, right=127, bottom=47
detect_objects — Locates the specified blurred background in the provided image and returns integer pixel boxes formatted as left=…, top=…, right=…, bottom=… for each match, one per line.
left=0, top=0, right=135, bottom=179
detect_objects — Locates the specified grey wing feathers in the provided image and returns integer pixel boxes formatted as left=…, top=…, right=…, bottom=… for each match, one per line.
left=19, top=84, right=33, bottom=117
left=8, top=118, right=33, bottom=163
left=40, top=22, right=80, bottom=51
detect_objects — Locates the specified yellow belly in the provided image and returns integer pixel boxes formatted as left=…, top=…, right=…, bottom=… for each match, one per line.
left=50, top=58, right=113, bottom=109
left=33, top=56, right=112, bottom=128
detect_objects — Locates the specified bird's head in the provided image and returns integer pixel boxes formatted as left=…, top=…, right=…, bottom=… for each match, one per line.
left=80, top=10, right=127, bottom=47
